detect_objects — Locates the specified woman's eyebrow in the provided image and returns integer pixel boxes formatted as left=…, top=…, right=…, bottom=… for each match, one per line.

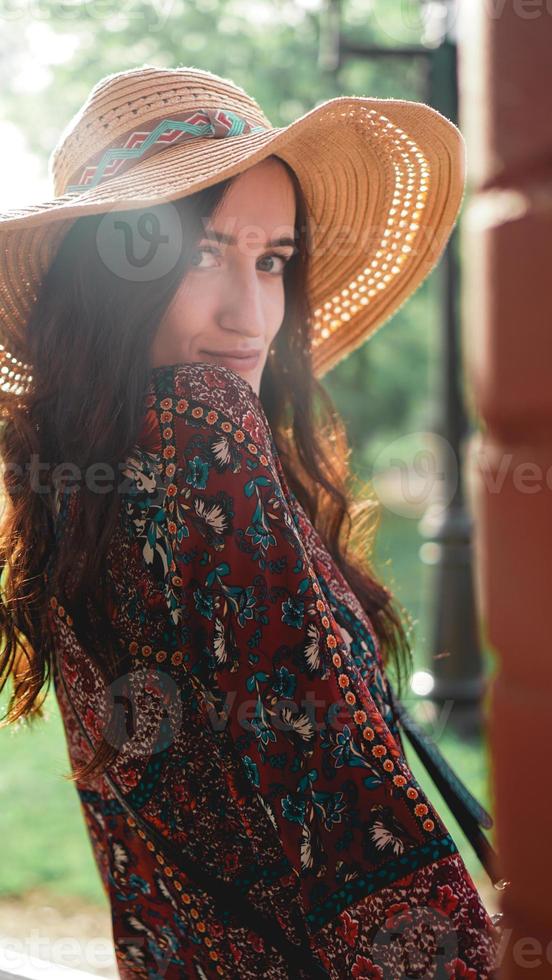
left=202, top=229, right=296, bottom=248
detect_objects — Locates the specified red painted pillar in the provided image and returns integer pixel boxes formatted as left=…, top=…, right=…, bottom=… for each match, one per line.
left=459, top=2, right=552, bottom=975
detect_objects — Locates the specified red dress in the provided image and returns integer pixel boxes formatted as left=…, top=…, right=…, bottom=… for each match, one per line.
left=47, top=362, right=499, bottom=978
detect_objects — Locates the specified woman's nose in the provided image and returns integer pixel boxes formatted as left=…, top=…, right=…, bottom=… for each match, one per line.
left=217, top=264, right=265, bottom=338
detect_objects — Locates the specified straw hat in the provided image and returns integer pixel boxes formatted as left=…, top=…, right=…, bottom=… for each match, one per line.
left=0, top=63, right=466, bottom=398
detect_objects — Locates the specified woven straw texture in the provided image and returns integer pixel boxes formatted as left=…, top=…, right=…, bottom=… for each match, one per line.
left=0, top=65, right=466, bottom=399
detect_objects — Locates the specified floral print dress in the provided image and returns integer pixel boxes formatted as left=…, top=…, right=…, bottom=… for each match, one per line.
left=47, top=362, right=499, bottom=979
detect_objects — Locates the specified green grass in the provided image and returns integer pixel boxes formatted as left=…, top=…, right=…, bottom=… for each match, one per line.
left=0, top=688, right=108, bottom=907
left=0, top=509, right=494, bottom=906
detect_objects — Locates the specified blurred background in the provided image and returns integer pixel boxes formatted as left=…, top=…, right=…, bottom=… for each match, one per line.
left=0, top=1, right=502, bottom=976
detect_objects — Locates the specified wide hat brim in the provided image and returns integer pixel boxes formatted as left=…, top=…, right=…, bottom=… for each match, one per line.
left=0, top=94, right=465, bottom=389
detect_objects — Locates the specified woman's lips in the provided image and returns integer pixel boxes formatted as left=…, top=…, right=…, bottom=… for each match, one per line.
left=199, top=350, right=261, bottom=371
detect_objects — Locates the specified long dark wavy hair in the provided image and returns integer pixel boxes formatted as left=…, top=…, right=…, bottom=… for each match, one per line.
left=0, top=154, right=412, bottom=783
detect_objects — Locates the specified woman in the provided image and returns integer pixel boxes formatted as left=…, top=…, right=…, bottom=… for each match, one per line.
left=0, top=66, right=499, bottom=977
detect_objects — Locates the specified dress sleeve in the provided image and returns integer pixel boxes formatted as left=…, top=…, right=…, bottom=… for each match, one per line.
left=121, top=361, right=499, bottom=978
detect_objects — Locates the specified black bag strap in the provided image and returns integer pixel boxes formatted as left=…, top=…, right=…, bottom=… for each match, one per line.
left=386, top=683, right=508, bottom=891
left=55, top=656, right=329, bottom=980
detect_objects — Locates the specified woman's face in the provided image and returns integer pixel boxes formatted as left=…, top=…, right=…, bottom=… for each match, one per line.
left=151, top=156, right=297, bottom=395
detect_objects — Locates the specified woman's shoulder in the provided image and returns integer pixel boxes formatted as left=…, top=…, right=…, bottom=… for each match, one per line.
left=140, top=361, right=273, bottom=456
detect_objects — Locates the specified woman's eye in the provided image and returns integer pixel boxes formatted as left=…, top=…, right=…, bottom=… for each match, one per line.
left=257, top=253, right=290, bottom=275
left=189, top=247, right=291, bottom=275
left=189, top=246, right=217, bottom=268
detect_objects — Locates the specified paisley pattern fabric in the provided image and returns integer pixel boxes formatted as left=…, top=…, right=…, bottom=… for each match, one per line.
left=47, top=362, right=499, bottom=978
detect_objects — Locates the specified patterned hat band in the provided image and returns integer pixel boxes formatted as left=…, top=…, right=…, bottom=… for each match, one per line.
left=66, top=107, right=269, bottom=194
